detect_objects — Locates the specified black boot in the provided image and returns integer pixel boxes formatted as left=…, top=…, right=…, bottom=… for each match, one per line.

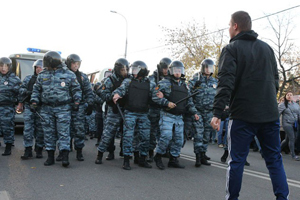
left=162, top=149, right=170, bottom=158
left=147, top=150, right=154, bottom=163
left=2, top=143, right=12, bottom=156
left=44, top=150, right=55, bottom=166
left=200, top=152, right=211, bottom=166
left=154, top=153, right=165, bottom=170
left=204, top=153, right=211, bottom=160
left=221, top=150, right=228, bottom=163
left=106, top=151, right=115, bottom=160
left=56, top=151, right=63, bottom=161
left=123, top=155, right=131, bottom=170
left=138, top=155, right=152, bottom=168
left=195, top=153, right=201, bottom=167
left=133, top=151, right=139, bottom=164
left=76, top=148, right=84, bottom=161
left=21, top=146, right=33, bottom=160
left=95, top=151, right=103, bottom=164
left=168, top=156, right=185, bottom=168
left=62, top=150, right=70, bottom=167
left=35, top=146, right=43, bottom=159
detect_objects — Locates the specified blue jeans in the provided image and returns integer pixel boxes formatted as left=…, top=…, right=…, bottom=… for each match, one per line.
left=218, top=118, right=229, bottom=145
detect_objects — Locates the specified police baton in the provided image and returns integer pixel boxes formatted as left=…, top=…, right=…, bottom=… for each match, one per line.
left=35, top=110, right=48, bottom=124
left=167, top=91, right=200, bottom=110
left=175, top=91, right=200, bottom=105
left=116, top=102, right=128, bottom=128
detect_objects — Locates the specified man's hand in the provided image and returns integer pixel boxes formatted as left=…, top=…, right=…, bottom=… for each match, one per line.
left=168, top=102, right=176, bottom=109
left=194, top=114, right=199, bottom=121
left=16, top=103, right=24, bottom=114
left=113, top=94, right=122, bottom=104
left=156, top=91, right=164, bottom=98
left=210, top=117, right=221, bottom=131
left=30, top=103, right=38, bottom=113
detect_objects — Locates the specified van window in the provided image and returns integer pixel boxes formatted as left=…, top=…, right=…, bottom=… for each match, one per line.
left=11, top=58, right=34, bottom=81
left=104, top=71, right=112, bottom=78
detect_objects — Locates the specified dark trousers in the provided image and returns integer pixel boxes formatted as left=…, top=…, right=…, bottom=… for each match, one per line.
left=226, top=119, right=289, bottom=200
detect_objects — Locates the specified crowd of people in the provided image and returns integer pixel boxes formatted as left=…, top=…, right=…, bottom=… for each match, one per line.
left=0, top=10, right=294, bottom=200
left=0, top=50, right=219, bottom=170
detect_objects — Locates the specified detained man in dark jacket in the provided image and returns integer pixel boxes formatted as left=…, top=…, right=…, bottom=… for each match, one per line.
left=210, top=11, right=289, bottom=200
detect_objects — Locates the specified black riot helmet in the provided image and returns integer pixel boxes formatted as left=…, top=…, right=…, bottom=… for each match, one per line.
left=43, top=51, right=62, bottom=69
left=157, top=57, right=171, bottom=75
left=114, top=58, right=129, bottom=78
left=130, top=60, right=149, bottom=78
left=0, top=57, right=12, bottom=70
left=169, top=60, right=185, bottom=76
left=200, top=58, right=215, bottom=75
left=66, top=54, right=81, bottom=69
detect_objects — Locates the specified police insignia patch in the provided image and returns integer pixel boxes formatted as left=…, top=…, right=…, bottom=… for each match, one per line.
left=102, top=86, right=105, bottom=90
left=155, top=85, right=160, bottom=90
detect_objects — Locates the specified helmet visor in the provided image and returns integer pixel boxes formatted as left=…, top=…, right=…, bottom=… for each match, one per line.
left=130, top=66, right=141, bottom=75
left=201, top=64, right=214, bottom=74
left=170, top=66, right=184, bottom=75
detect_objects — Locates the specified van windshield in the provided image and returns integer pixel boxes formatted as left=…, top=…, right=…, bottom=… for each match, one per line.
left=11, top=58, right=34, bottom=81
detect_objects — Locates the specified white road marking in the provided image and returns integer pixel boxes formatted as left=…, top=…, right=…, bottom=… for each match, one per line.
left=180, top=154, right=300, bottom=189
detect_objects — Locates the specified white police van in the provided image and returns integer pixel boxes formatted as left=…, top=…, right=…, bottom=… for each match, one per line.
left=86, top=67, right=113, bottom=84
left=10, top=48, right=63, bottom=124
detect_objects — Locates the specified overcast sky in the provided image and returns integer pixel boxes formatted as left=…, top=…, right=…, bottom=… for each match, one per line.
left=1, top=0, right=299, bottom=74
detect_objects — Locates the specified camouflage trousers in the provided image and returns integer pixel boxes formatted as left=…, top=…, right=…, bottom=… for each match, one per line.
left=23, top=104, right=44, bottom=148
left=0, top=105, right=15, bottom=144
left=71, top=104, right=86, bottom=149
left=123, top=110, right=150, bottom=156
left=148, top=107, right=161, bottom=150
left=193, top=110, right=213, bottom=153
left=86, top=110, right=97, bottom=133
left=155, top=111, right=184, bottom=157
left=40, top=104, right=71, bottom=151
left=97, top=106, right=122, bottom=153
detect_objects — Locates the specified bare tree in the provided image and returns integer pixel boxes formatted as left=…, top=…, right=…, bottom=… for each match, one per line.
left=161, top=20, right=226, bottom=80
left=263, top=14, right=300, bottom=98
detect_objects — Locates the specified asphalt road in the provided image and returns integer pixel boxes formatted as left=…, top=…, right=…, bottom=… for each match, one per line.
left=0, top=128, right=299, bottom=200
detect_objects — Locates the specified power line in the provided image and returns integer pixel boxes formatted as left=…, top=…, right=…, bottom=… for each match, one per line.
left=130, top=5, right=300, bottom=54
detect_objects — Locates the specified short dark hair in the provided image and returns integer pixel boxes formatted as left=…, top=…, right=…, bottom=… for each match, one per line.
left=231, top=11, right=252, bottom=32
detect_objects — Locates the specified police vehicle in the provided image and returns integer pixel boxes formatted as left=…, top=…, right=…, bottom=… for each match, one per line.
left=87, top=67, right=113, bottom=84
left=10, top=48, right=63, bottom=124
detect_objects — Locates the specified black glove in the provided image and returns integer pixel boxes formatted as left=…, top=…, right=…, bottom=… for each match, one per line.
left=85, top=104, right=93, bottom=115
left=30, top=104, right=38, bottom=113
left=73, top=103, right=79, bottom=111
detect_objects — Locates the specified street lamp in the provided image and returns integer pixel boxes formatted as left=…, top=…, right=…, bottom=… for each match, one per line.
left=110, top=10, right=128, bottom=58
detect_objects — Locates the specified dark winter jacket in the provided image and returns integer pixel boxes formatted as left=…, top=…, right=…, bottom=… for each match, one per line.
left=213, top=30, right=279, bottom=123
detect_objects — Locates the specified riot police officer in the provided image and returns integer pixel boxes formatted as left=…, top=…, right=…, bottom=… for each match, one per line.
left=18, top=59, right=44, bottom=159
left=95, top=58, right=129, bottom=164
left=189, top=58, right=218, bottom=166
left=152, top=61, right=199, bottom=170
left=148, top=57, right=171, bottom=161
left=65, top=54, right=94, bottom=161
left=111, top=60, right=156, bottom=170
left=30, top=51, right=82, bottom=167
left=0, top=57, right=22, bottom=156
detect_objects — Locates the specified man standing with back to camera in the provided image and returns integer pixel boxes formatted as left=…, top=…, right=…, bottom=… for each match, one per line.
left=210, top=11, right=289, bottom=200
